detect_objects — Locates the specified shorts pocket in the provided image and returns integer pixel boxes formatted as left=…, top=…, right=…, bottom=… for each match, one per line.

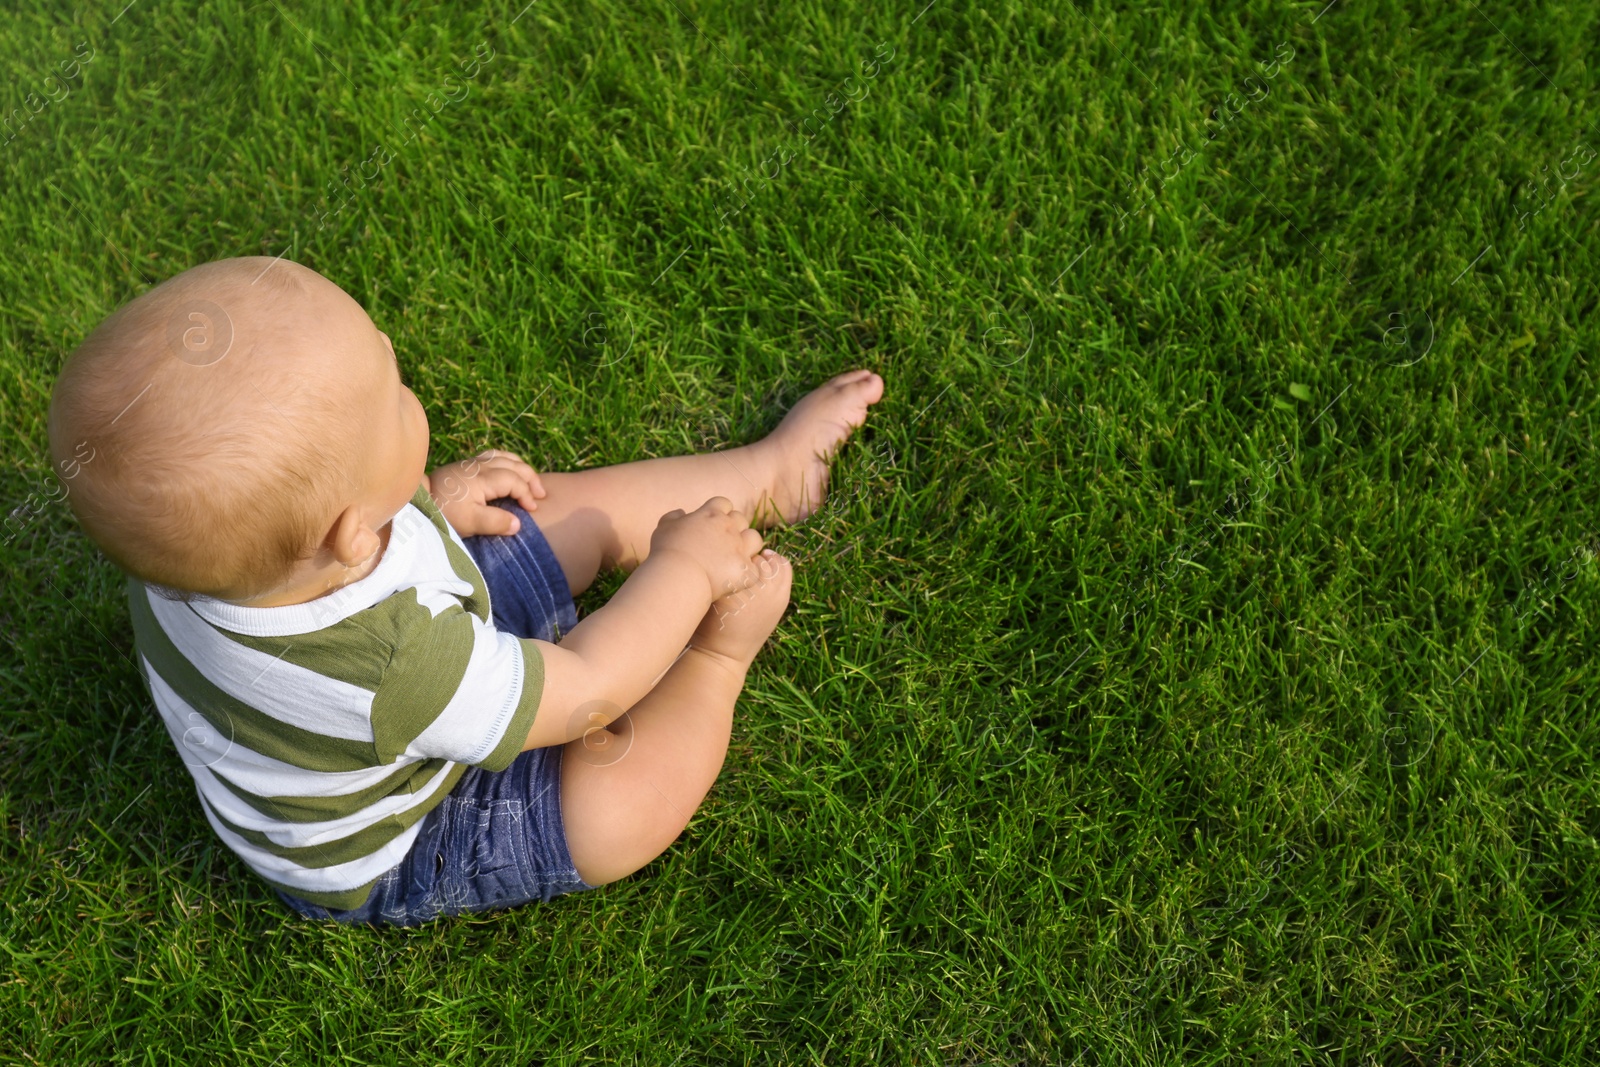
left=472, top=801, right=536, bottom=909
left=441, top=802, right=534, bottom=913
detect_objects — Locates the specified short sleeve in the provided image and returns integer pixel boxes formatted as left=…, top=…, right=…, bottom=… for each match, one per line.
left=369, top=599, right=545, bottom=771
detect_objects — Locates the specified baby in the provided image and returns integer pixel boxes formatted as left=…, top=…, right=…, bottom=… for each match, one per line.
left=46, top=257, right=883, bottom=925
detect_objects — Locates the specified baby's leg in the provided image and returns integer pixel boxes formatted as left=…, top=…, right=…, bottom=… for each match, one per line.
left=559, top=552, right=792, bottom=886
left=531, top=369, right=883, bottom=595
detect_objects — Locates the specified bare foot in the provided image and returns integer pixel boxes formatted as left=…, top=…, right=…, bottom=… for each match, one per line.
left=749, top=369, right=886, bottom=527
left=690, top=550, right=793, bottom=669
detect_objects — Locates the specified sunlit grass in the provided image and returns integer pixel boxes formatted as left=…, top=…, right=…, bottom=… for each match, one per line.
left=2, top=0, right=1599, bottom=1062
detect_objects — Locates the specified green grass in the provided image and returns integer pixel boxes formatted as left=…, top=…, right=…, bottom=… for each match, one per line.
left=3, top=0, right=1600, bottom=1062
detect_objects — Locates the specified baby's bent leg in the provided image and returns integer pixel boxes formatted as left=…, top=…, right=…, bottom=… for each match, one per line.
left=531, top=447, right=775, bottom=597
left=558, top=551, right=792, bottom=886
left=558, top=644, right=746, bottom=886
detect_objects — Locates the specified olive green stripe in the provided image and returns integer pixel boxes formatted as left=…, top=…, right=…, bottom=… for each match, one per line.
left=439, top=533, right=492, bottom=622
left=369, top=601, right=479, bottom=765
left=128, top=578, right=377, bottom=773
left=216, top=613, right=387, bottom=695
left=478, top=641, right=545, bottom=772
left=260, top=871, right=382, bottom=913
left=201, top=760, right=467, bottom=869
left=208, top=756, right=453, bottom=824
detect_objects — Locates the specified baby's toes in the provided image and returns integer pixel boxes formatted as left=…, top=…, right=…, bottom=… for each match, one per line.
left=696, top=553, right=793, bottom=661
left=836, top=369, right=885, bottom=405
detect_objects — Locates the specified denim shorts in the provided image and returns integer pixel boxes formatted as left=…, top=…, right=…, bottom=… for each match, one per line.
left=276, top=498, right=598, bottom=926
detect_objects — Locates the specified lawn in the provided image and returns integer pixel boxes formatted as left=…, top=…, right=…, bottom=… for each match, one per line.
left=3, top=0, right=1600, bottom=1062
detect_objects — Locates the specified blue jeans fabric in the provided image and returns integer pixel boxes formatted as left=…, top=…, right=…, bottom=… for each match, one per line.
left=275, top=499, right=597, bottom=925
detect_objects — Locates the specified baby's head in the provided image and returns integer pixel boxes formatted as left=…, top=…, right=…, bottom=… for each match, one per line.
left=47, top=257, right=430, bottom=604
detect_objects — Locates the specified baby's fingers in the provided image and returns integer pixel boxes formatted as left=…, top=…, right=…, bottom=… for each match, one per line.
left=480, top=451, right=546, bottom=498
left=480, top=467, right=541, bottom=516
left=479, top=502, right=523, bottom=536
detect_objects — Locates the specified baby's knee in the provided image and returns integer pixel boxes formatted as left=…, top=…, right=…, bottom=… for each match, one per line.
left=570, top=804, right=694, bottom=887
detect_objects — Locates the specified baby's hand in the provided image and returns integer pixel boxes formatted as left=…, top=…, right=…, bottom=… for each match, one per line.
left=650, top=497, right=768, bottom=602
left=427, top=449, right=547, bottom=537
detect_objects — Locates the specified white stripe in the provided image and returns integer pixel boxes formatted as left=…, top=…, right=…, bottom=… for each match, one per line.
left=195, top=756, right=456, bottom=848
left=411, top=516, right=479, bottom=614
left=146, top=659, right=408, bottom=798
left=197, top=789, right=428, bottom=895
left=403, top=621, right=528, bottom=764
left=412, top=574, right=472, bottom=619
left=147, top=588, right=377, bottom=742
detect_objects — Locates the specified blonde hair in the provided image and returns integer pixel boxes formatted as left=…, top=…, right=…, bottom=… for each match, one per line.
left=46, top=258, right=368, bottom=602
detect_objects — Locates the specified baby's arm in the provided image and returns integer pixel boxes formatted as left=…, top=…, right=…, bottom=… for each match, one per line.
left=517, top=497, right=770, bottom=750
left=521, top=548, right=710, bottom=747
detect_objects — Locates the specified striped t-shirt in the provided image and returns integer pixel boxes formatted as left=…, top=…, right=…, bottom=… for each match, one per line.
left=127, top=486, right=546, bottom=910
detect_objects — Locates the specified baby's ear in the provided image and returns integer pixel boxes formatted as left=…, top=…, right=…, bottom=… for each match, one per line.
left=327, top=504, right=378, bottom=566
